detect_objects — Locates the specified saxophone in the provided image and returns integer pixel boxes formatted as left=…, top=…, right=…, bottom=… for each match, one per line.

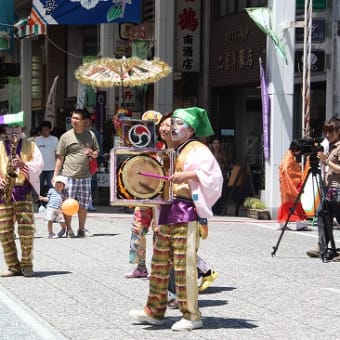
left=1, top=135, right=18, bottom=203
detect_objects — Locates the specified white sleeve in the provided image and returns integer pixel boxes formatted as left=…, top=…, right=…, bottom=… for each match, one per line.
left=183, top=145, right=223, bottom=218
left=26, top=143, right=44, bottom=194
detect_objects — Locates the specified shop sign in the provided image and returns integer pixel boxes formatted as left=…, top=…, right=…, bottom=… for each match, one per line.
left=295, top=50, right=325, bottom=73
left=296, top=19, right=325, bottom=43
left=176, top=0, right=201, bottom=72
left=296, top=0, right=327, bottom=11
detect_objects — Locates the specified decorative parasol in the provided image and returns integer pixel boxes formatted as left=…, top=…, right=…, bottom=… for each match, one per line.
left=75, top=56, right=172, bottom=88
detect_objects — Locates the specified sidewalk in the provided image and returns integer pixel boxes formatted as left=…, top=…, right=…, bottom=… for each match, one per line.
left=0, top=208, right=339, bottom=339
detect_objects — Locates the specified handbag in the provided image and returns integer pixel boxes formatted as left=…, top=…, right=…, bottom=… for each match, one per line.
left=89, top=158, right=98, bottom=175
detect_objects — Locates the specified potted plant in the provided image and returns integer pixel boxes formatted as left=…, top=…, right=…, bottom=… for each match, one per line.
left=243, top=197, right=271, bottom=220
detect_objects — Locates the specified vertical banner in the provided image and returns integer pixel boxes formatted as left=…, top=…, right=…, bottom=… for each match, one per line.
left=76, top=82, right=87, bottom=109
left=44, top=75, right=59, bottom=127
left=132, top=39, right=149, bottom=59
left=96, top=91, right=106, bottom=134
left=259, top=58, right=270, bottom=160
left=8, top=77, right=21, bottom=113
left=132, top=39, right=149, bottom=108
left=176, top=0, right=201, bottom=72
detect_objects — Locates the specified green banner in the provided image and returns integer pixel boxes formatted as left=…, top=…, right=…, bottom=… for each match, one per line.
left=132, top=39, right=149, bottom=59
left=246, top=7, right=287, bottom=64
left=8, top=77, right=21, bottom=113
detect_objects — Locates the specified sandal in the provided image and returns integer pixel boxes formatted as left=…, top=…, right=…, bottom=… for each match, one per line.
left=67, top=229, right=76, bottom=238
left=0, top=270, right=22, bottom=277
left=57, top=229, right=66, bottom=238
left=125, top=267, right=148, bottom=278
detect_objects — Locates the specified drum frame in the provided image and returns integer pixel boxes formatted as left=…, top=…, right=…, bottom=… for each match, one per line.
left=110, top=147, right=174, bottom=206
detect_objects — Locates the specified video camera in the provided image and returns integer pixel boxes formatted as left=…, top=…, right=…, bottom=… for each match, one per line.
left=298, top=137, right=324, bottom=167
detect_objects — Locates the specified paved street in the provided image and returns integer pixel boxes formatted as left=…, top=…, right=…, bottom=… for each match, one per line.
left=0, top=208, right=340, bottom=339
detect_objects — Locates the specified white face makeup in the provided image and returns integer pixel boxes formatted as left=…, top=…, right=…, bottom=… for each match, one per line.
left=171, top=117, right=192, bottom=142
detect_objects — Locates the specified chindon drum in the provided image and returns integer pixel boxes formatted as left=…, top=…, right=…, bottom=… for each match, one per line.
left=117, top=154, right=165, bottom=199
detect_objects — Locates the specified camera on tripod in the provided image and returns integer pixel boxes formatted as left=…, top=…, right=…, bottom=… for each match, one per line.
left=298, top=137, right=324, bottom=167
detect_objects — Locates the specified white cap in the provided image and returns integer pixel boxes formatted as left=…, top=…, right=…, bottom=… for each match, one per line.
left=54, top=175, right=67, bottom=188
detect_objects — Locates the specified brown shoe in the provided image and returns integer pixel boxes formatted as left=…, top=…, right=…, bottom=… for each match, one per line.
left=22, top=268, right=35, bottom=277
left=0, top=270, right=22, bottom=277
left=306, top=244, right=320, bottom=258
left=331, top=254, right=340, bottom=262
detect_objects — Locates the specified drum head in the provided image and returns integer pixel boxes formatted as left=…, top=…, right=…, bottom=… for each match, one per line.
left=119, top=155, right=165, bottom=199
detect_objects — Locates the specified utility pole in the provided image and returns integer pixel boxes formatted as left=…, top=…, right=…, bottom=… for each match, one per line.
left=154, top=0, right=174, bottom=113
left=100, top=24, right=117, bottom=118
left=264, top=0, right=296, bottom=217
left=20, top=38, right=32, bottom=132
left=326, top=0, right=340, bottom=118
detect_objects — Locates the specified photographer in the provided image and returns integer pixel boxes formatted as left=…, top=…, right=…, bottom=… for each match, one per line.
left=278, top=140, right=308, bottom=230
left=307, top=117, right=340, bottom=260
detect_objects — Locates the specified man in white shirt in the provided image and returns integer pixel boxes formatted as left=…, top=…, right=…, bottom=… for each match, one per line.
left=35, top=121, right=59, bottom=195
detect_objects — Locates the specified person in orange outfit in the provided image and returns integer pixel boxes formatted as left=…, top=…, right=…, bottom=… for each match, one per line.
left=278, top=140, right=308, bottom=231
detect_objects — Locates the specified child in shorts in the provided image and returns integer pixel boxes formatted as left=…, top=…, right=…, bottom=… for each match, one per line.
left=39, top=175, right=74, bottom=238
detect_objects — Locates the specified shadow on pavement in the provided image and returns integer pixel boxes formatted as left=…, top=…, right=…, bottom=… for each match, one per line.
left=142, top=316, right=258, bottom=330
left=92, top=233, right=119, bottom=237
left=199, top=286, right=236, bottom=294
left=34, top=271, right=72, bottom=278
left=200, top=316, right=258, bottom=329
left=199, top=299, right=228, bottom=307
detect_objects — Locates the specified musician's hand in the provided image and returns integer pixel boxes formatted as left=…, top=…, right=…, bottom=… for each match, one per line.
left=13, top=157, right=29, bottom=178
left=169, top=171, right=198, bottom=183
left=13, top=158, right=25, bottom=169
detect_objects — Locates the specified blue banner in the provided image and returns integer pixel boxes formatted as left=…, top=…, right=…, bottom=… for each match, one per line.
left=32, top=0, right=141, bottom=25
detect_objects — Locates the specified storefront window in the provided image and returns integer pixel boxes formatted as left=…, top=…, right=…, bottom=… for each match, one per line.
left=213, top=0, right=267, bottom=19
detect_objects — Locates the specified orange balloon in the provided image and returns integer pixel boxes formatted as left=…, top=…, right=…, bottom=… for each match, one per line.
left=61, top=198, right=79, bottom=216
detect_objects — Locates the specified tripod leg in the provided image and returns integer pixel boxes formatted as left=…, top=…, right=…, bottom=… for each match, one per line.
left=272, top=168, right=311, bottom=257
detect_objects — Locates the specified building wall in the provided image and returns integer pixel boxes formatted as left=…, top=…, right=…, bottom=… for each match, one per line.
left=209, top=11, right=265, bottom=170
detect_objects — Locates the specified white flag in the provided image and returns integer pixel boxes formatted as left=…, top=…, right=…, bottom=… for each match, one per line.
left=44, top=75, right=59, bottom=127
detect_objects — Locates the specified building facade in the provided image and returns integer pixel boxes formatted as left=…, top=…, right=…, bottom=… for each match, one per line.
left=0, top=0, right=337, bottom=214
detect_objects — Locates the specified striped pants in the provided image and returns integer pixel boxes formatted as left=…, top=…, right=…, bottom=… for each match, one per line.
left=0, top=196, right=35, bottom=273
left=145, top=221, right=201, bottom=321
left=129, top=206, right=155, bottom=265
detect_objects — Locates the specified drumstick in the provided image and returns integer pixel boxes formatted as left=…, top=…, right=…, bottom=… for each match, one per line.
left=137, top=171, right=169, bottom=181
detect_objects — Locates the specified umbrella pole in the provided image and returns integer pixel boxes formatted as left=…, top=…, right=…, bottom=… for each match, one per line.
left=120, top=78, right=126, bottom=109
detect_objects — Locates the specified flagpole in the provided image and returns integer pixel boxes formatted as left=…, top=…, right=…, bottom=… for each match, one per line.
left=302, top=0, right=312, bottom=138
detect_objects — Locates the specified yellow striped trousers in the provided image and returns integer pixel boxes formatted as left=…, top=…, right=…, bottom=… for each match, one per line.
left=0, top=196, right=35, bottom=273
left=145, top=221, right=201, bottom=321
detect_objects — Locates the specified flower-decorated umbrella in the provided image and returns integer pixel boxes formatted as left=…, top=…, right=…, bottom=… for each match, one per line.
left=75, top=56, right=172, bottom=88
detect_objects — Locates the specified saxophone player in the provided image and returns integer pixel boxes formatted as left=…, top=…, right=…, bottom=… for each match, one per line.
left=0, top=112, right=44, bottom=277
